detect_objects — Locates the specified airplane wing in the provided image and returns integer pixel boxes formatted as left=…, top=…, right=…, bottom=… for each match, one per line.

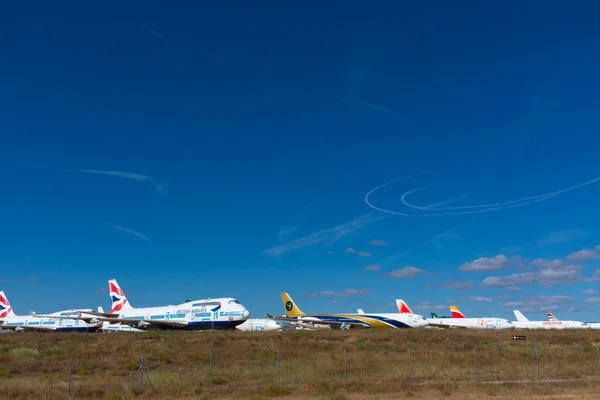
left=266, top=314, right=370, bottom=329
left=0, top=323, right=56, bottom=332
left=30, top=312, right=101, bottom=324
left=31, top=312, right=188, bottom=329
left=94, top=317, right=189, bottom=329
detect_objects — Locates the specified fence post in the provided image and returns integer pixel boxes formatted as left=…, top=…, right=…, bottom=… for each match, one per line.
left=140, top=353, right=144, bottom=393
left=474, top=346, right=478, bottom=386
left=68, top=354, right=74, bottom=396
left=209, top=351, right=213, bottom=394
left=452, top=330, right=456, bottom=352
left=535, top=344, right=541, bottom=385
left=408, top=347, right=413, bottom=385
left=343, top=349, right=347, bottom=387
left=277, top=351, right=281, bottom=387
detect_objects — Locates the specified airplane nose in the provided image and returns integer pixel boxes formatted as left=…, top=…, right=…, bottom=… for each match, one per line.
left=242, top=309, right=250, bottom=319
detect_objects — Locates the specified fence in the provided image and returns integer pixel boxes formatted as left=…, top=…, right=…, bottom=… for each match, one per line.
left=1, top=329, right=600, bottom=398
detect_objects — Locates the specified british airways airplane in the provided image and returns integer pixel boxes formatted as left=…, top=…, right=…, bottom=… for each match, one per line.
left=76, top=279, right=251, bottom=331
left=0, top=291, right=101, bottom=332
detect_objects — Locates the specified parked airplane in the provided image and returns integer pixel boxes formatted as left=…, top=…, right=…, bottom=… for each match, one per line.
left=1, top=291, right=101, bottom=332
left=512, top=310, right=589, bottom=329
left=267, top=293, right=429, bottom=329
left=428, top=305, right=513, bottom=329
left=236, top=318, right=281, bottom=332
left=94, top=307, right=145, bottom=333
left=44, top=279, right=251, bottom=331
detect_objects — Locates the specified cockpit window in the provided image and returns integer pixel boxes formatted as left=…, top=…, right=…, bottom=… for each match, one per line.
left=228, top=299, right=240, bottom=304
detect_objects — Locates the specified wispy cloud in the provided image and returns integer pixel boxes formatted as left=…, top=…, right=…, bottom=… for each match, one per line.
left=75, top=169, right=155, bottom=181
left=422, top=230, right=460, bottom=248
left=111, top=225, right=151, bottom=241
left=425, top=280, right=474, bottom=290
left=582, top=289, right=597, bottom=295
left=536, top=229, right=590, bottom=247
left=410, top=301, right=447, bottom=310
left=364, top=264, right=381, bottom=271
left=470, top=296, right=493, bottom=303
left=137, top=23, right=240, bottom=68
left=336, top=96, right=416, bottom=127
left=263, top=214, right=385, bottom=257
left=346, top=247, right=356, bottom=253
left=138, top=23, right=165, bottom=39
left=368, top=239, right=389, bottom=246
left=584, top=297, right=600, bottom=303
left=358, top=251, right=371, bottom=257
left=383, top=266, right=427, bottom=279
left=499, top=295, right=577, bottom=313
left=306, top=288, right=370, bottom=298
left=41, top=165, right=167, bottom=195
left=459, top=255, right=509, bottom=272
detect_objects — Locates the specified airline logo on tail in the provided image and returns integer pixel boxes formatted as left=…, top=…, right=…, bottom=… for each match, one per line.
left=108, top=279, right=130, bottom=314
left=449, top=306, right=466, bottom=318
left=396, top=299, right=413, bottom=314
left=547, top=313, right=559, bottom=321
left=0, top=291, right=12, bottom=319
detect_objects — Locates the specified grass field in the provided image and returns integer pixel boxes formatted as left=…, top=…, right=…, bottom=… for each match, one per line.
left=2, top=328, right=600, bottom=399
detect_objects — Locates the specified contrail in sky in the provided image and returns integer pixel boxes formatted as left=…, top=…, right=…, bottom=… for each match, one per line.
left=336, top=96, right=416, bottom=127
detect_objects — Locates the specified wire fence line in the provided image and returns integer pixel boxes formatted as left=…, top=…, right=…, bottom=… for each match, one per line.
left=3, top=330, right=600, bottom=397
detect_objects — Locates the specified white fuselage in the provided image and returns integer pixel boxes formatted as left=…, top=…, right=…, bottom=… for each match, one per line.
left=117, top=298, right=250, bottom=330
left=433, top=317, right=513, bottom=329
left=513, top=320, right=589, bottom=329
left=3, top=309, right=101, bottom=332
left=236, top=318, right=281, bottom=332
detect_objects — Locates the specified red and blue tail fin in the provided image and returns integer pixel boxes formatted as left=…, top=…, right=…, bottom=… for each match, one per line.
left=108, top=279, right=133, bottom=313
left=0, top=291, right=15, bottom=320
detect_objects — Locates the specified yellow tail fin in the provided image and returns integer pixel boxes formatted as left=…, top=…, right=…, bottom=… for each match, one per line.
left=280, top=292, right=305, bottom=317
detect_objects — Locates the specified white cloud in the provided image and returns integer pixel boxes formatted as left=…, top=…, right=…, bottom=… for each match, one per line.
left=425, top=280, right=474, bottom=290
left=263, top=214, right=384, bottom=257
left=369, top=239, right=389, bottom=246
left=565, top=249, right=600, bottom=261
left=582, top=289, right=597, bottom=295
left=584, top=297, right=600, bottom=303
left=306, top=288, right=370, bottom=298
left=500, top=295, right=575, bottom=313
left=345, top=247, right=356, bottom=253
left=384, top=266, right=425, bottom=279
left=459, top=255, right=508, bottom=272
left=364, top=264, right=381, bottom=271
left=409, top=301, right=447, bottom=311
left=422, top=230, right=460, bottom=248
left=358, top=251, right=372, bottom=257
left=470, top=296, right=493, bottom=303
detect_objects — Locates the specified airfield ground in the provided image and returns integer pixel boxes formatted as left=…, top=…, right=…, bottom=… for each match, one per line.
left=1, top=328, right=600, bottom=399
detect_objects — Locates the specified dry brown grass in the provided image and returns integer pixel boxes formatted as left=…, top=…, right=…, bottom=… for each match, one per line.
left=1, top=328, right=600, bottom=399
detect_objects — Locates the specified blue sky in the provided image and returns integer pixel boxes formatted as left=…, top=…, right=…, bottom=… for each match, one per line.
left=2, top=1, right=600, bottom=322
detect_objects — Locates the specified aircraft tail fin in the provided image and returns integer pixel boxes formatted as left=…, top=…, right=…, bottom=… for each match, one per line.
left=396, top=299, right=413, bottom=314
left=513, top=310, right=529, bottom=322
left=547, top=312, right=559, bottom=321
left=98, top=306, right=104, bottom=313
left=108, top=279, right=133, bottom=313
left=449, top=305, right=466, bottom=318
left=357, top=308, right=365, bottom=314
left=430, top=312, right=439, bottom=319
left=280, top=292, right=306, bottom=317
left=0, top=291, right=15, bottom=320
